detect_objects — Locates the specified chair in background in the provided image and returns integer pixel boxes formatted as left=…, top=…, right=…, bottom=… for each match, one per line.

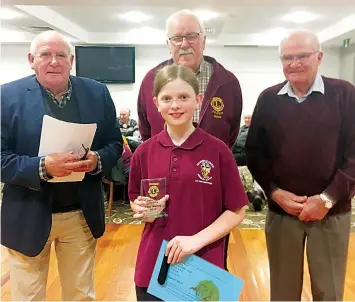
left=103, top=177, right=128, bottom=217
left=104, top=136, right=132, bottom=217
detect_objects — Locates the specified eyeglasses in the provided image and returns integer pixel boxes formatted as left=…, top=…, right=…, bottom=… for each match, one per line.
left=77, top=144, right=89, bottom=160
left=280, top=51, right=319, bottom=65
left=169, top=32, right=202, bottom=46
left=36, top=52, right=70, bottom=62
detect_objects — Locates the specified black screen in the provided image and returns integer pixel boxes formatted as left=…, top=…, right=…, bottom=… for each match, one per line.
left=75, top=46, right=135, bottom=83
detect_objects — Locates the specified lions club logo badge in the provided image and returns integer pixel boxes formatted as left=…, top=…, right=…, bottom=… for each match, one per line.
left=148, top=184, right=160, bottom=198
left=211, top=97, right=224, bottom=112
left=210, top=97, right=224, bottom=119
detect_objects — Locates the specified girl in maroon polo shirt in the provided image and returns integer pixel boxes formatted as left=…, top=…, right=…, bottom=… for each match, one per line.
left=129, top=64, right=248, bottom=301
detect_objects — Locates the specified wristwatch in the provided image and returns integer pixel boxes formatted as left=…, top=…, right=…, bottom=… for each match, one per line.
left=319, top=192, right=336, bottom=209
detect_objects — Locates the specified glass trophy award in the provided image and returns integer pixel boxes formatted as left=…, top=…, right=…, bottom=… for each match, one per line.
left=140, top=178, right=168, bottom=219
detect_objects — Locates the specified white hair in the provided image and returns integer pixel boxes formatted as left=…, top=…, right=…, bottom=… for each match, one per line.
left=29, top=30, right=73, bottom=56
left=165, top=9, right=206, bottom=37
left=120, top=108, right=131, bottom=115
left=279, top=30, right=322, bottom=55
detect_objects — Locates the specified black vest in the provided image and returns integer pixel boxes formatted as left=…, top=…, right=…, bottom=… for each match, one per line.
left=41, top=88, right=81, bottom=213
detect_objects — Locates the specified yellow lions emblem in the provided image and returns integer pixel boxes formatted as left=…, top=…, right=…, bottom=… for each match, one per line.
left=210, top=97, right=224, bottom=112
left=148, top=185, right=159, bottom=198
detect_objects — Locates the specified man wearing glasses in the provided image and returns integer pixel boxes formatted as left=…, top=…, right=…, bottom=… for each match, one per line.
left=1, top=31, right=122, bottom=300
left=246, top=30, right=355, bottom=301
left=137, top=9, right=243, bottom=148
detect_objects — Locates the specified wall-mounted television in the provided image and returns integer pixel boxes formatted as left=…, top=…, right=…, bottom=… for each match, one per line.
left=75, top=46, right=135, bottom=84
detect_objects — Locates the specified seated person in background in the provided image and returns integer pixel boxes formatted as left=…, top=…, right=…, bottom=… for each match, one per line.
left=118, top=108, right=139, bottom=137
left=107, top=137, right=132, bottom=203
left=232, top=114, right=266, bottom=211
left=111, top=137, right=132, bottom=182
left=232, top=114, right=251, bottom=166
left=121, top=137, right=132, bottom=178
left=238, top=166, right=266, bottom=212
left=118, top=108, right=142, bottom=152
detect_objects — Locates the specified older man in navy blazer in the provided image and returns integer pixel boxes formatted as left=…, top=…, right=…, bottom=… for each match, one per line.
left=1, top=31, right=122, bottom=301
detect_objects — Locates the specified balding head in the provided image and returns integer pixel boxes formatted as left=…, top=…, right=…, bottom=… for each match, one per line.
left=30, top=30, right=72, bottom=56
left=243, top=114, right=252, bottom=127
left=279, top=30, right=321, bottom=55
left=28, top=30, right=74, bottom=95
left=119, top=108, right=131, bottom=124
left=278, top=30, right=323, bottom=92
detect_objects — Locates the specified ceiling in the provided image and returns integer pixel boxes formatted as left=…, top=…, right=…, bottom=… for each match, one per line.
left=1, top=0, right=355, bottom=48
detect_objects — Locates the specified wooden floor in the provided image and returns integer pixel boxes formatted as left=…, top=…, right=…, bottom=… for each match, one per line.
left=2, top=224, right=355, bottom=301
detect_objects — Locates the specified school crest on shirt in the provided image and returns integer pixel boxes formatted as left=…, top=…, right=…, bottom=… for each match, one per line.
left=211, top=97, right=224, bottom=119
left=148, top=184, right=160, bottom=198
left=195, top=160, right=214, bottom=185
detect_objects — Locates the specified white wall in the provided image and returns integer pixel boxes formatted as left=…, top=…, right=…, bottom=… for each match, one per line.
left=340, top=44, right=355, bottom=84
left=0, top=44, right=341, bottom=120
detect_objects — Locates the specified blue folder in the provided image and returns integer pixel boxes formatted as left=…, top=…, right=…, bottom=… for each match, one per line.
left=148, top=240, right=244, bottom=301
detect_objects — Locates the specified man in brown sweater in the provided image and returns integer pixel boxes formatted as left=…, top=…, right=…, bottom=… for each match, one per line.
left=246, top=30, right=355, bottom=301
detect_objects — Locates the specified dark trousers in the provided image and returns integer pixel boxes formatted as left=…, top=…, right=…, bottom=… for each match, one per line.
left=136, top=286, right=162, bottom=301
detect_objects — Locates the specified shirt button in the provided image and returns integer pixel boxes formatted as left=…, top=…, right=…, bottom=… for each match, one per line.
left=173, top=158, right=178, bottom=161
left=172, top=168, right=177, bottom=172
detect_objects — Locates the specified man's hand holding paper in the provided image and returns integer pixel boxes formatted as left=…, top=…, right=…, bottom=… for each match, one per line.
left=45, top=150, right=98, bottom=177
left=44, top=152, right=80, bottom=177
left=38, top=115, right=98, bottom=182
left=68, top=151, right=98, bottom=173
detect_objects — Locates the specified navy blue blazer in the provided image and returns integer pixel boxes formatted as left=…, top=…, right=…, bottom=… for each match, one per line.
left=1, top=75, right=123, bottom=257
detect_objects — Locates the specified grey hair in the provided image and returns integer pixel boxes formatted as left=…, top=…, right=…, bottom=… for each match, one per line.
left=165, top=9, right=206, bottom=38
left=279, top=30, right=322, bottom=55
left=120, top=108, right=131, bottom=115
left=29, top=30, right=73, bottom=56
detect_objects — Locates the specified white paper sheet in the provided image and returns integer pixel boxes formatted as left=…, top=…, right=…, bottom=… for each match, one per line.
left=38, top=115, right=97, bottom=183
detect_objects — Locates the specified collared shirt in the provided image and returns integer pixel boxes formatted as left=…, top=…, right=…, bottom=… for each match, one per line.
left=38, top=80, right=102, bottom=181
left=44, top=79, right=72, bottom=108
left=129, top=127, right=248, bottom=286
left=277, top=73, right=325, bottom=103
left=195, top=59, right=213, bottom=122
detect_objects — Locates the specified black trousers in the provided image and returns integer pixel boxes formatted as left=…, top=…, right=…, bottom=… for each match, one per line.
left=136, top=286, right=162, bottom=301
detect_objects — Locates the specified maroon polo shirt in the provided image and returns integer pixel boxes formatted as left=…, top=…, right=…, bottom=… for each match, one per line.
left=129, top=127, right=248, bottom=287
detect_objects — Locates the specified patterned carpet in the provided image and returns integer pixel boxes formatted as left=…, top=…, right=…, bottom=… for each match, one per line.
left=105, top=199, right=355, bottom=230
